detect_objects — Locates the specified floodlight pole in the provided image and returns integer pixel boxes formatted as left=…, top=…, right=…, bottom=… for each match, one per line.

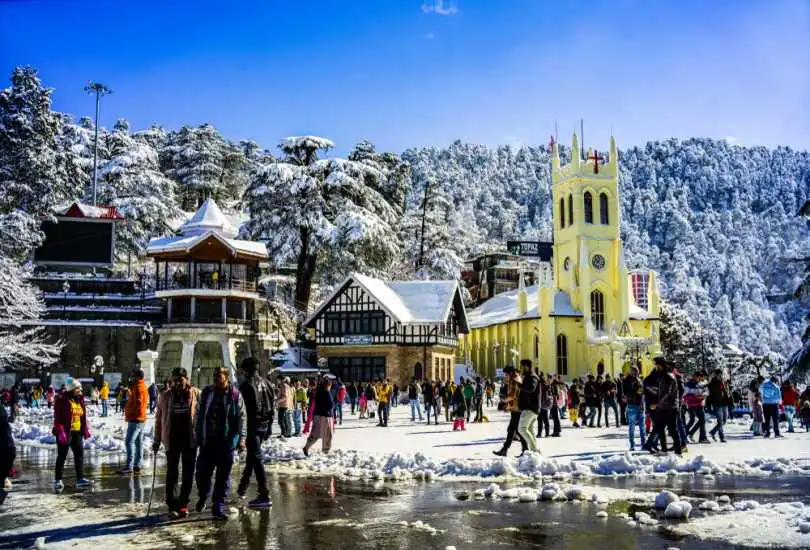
left=84, top=82, right=112, bottom=206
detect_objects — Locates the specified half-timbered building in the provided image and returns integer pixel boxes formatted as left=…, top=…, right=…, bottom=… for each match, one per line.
left=304, top=273, right=469, bottom=386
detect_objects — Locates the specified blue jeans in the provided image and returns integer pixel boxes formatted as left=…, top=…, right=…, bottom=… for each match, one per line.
left=335, top=402, right=344, bottom=425
left=293, top=409, right=302, bottom=436
left=125, top=421, right=145, bottom=469
left=710, top=405, right=727, bottom=440
left=677, top=409, right=688, bottom=446
left=410, top=399, right=423, bottom=421
left=101, top=400, right=108, bottom=417
left=785, top=405, right=796, bottom=432
left=627, top=405, right=646, bottom=450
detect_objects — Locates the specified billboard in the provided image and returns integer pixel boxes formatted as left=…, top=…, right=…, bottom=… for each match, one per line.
left=34, top=219, right=115, bottom=266
left=506, top=241, right=553, bottom=260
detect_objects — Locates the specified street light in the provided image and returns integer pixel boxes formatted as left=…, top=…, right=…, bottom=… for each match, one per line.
left=62, top=280, right=70, bottom=319
left=83, top=81, right=112, bottom=206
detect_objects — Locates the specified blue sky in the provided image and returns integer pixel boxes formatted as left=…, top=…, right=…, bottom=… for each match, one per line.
left=1, top=0, right=808, bottom=156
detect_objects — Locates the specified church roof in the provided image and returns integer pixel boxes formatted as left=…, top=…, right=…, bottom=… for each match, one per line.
left=467, top=287, right=584, bottom=329
left=306, top=273, right=468, bottom=330
left=179, top=198, right=237, bottom=238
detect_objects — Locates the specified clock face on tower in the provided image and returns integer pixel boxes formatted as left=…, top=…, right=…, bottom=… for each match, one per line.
left=563, top=257, right=571, bottom=271
left=592, top=254, right=606, bottom=271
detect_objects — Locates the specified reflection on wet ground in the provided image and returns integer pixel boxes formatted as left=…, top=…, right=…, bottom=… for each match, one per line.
left=3, top=450, right=801, bottom=549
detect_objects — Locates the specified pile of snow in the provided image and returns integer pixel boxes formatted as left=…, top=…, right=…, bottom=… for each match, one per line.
left=664, top=501, right=693, bottom=519
left=655, top=490, right=679, bottom=509
left=398, top=520, right=444, bottom=536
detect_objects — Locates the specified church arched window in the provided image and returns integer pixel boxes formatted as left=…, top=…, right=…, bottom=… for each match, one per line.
left=600, top=193, right=609, bottom=225
left=556, top=334, right=568, bottom=376
left=568, top=194, right=573, bottom=225
left=584, top=191, right=594, bottom=224
left=559, top=198, right=565, bottom=228
left=590, top=289, right=605, bottom=331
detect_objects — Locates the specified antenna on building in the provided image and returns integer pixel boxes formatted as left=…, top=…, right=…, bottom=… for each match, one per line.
left=554, top=119, right=558, bottom=143
left=580, top=118, right=585, bottom=160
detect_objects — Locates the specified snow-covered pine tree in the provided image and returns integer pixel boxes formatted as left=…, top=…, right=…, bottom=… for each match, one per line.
left=656, top=301, right=725, bottom=374
left=161, top=123, right=246, bottom=210
left=242, top=136, right=401, bottom=312
left=0, top=66, right=84, bottom=215
left=97, top=119, right=180, bottom=257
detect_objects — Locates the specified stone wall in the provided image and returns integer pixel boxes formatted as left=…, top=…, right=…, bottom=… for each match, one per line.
left=47, top=325, right=142, bottom=380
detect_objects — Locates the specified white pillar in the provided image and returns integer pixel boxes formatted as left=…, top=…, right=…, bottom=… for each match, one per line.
left=221, top=298, right=227, bottom=324
left=220, top=338, right=239, bottom=383
left=137, top=350, right=159, bottom=386
left=181, top=341, right=195, bottom=373
left=167, top=298, right=173, bottom=322
left=241, top=300, right=247, bottom=321
left=190, top=297, right=196, bottom=322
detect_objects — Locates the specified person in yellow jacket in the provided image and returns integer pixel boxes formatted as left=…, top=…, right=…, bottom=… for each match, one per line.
left=99, top=381, right=110, bottom=417
left=376, top=379, right=392, bottom=427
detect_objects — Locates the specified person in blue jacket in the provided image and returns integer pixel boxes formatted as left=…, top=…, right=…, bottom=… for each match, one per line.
left=759, top=375, right=783, bottom=438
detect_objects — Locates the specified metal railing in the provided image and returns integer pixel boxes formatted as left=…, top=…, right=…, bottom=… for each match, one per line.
left=155, top=278, right=258, bottom=293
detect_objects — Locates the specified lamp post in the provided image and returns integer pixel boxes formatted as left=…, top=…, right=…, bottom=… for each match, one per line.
left=62, top=280, right=70, bottom=319
left=138, top=269, right=146, bottom=313
left=83, top=81, right=112, bottom=206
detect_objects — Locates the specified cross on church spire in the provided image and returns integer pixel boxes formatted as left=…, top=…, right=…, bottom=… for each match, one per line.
left=588, top=150, right=604, bottom=174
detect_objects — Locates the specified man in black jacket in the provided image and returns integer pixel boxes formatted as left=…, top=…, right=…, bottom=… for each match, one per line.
left=347, top=382, right=359, bottom=416
left=642, top=367, right=661, bottom=452
left=516, top=359, right=540, bottom=452
left=654, top=358, right=683, bottom=455
left=237, top=357, right=273, bottom=508
left=408, top=378, right=423, bottom=422
left=0, top=403, right=14, bottom=505
left=622, top=367, right=646, bottom=450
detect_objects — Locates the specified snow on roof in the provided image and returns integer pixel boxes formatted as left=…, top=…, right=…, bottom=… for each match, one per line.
left=553, top=291, right=582, bottom=317
left=306, top=273, right=465, bottom=328
left=629, top=303, right=652, bottom=319
left=146, top=231, right=268, bottom=258
left=57, top=201, right=124, bottom=220
left=467, top=285, right=540, bottom=329
left=179, top=198, right=236, bottom=238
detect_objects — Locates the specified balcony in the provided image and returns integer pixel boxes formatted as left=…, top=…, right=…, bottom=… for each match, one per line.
left=153, top=260, right=261, bottom=297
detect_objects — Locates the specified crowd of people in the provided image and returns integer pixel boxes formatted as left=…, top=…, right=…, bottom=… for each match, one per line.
left=2, top=357, right=810, bottom=517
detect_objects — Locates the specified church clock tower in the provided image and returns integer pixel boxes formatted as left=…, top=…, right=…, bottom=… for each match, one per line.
left=550, top=134, right=626, bottom=334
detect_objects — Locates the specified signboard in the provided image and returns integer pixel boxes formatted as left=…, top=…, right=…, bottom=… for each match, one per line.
left=50, top=372, right=70, bottom=390
left=506, top=241, right=553, bottom=260
left=104, top=372, right=123, bottom=390
left=342, top=335, right=373, bottom=345
left=0, top=373, right=16, bottom=389
left=495, top=368, right=504, bottom=378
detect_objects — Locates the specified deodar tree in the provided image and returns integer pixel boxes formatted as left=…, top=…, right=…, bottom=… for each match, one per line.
left=243, top=136, right=401, bottom=313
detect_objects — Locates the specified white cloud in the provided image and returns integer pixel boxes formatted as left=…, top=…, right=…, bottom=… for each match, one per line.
left=421, top=0, right=458, bottom=16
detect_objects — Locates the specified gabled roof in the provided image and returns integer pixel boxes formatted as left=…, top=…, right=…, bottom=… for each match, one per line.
left=306, top=273, right=468, bottom=331
left=146, top=230, right=267, bottom=259
left=467, top=284, right=540, bottom=329
left=180, top=198, right=236, bottom=237
left=57, top=201, right=124, bottom=220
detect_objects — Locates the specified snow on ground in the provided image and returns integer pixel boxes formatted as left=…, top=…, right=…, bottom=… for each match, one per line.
left=9, top=403, right=810, bottom=481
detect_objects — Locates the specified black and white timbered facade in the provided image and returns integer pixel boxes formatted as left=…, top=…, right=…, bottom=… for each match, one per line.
left=304, top=274, right=469, bottom=385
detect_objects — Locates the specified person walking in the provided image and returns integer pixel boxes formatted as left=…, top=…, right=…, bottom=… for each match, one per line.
left=443, top=381, right=453, bottom=422
left=392, top=384, right=400, bottom=408
left=782, top=380, right=799, bottom=433
left=642, top=366, right=661, bottom=452
left=485, top=379, right=494, bottom=408
left=275, top=376, right=292, bottom=438
left=622, top=366, right=646, bottom=451
left=516, top=359, right=540, bottom=452
left=537, top=373, right=552, bottom=438
left=377, top=379, right=391, bottom=427
left=237, top=357, right=274, bottom=508
left=602, top=374, right=620, bottom=428
left=473, top=377, right=485, bottom=423
left=99, top=381, right=110, bottom=417
left=567, top=380, right=581, bottom=427
left=707, top=369, right=729, bottom=443
left=0, top=402, right=15, bottom=505
left=52, top=381, right=92, bottom=492
left=760, top=375, right=783, bottom=438
left=616, top=372, right=627, bottom=426
left=493, top=366, right=527, bottom=456
left=347, top=381, right=359, bottom=416
left=333, top=380, right=346, bottom=426
left=451, top=382, right=467, bottom=431
left=462, top=378, right=475, bottom=423
left=153, top=367, right=200, bottom=519
left=303, top=377, right=335, bottom=456
left=195, top=366, right=247, bottom=520
left=424, top=380, right=439, bottom=425
left=148, top=382, right=158, bottom=414
left=683, top=372, right=709, bottom=443
left=120, top=369, right=148, bottom=475
left=9, top=383, right=19, bottom=423
left=408, top=378, right=423, bottom=422
left=549, top=377, right=562, bottom=437
left=653, top=358, right=683, bottom=455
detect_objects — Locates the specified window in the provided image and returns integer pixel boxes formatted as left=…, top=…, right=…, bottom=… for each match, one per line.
left=584, top=191, right=594, bottom=224
left=631, top=271, right=650, bottom=310
left=556, top=334, right=568, bottom=376
left=559, top=198, right=565, bottom=228
left=327, top=356, right=386, bottom=382
left=534, top=335, right=539, bottom=359
left=590, top=289, right=605, bottom=331
left=568, top=194, right=573, bottom=225
left=600, top=193, right=609, bottom=225
left=323, top=310, right=386, bottom=336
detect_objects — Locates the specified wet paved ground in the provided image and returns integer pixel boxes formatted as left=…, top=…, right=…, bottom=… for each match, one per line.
left=3, top=450, right=806, bottom=549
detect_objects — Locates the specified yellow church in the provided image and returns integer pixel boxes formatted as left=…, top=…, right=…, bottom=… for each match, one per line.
left=460, top=134, right=661, bottom=380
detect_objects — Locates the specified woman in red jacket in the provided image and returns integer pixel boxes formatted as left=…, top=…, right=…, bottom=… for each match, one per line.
left=782, top=380, right=799, bottom=433
left=52, top=380, right=92, bottom=493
